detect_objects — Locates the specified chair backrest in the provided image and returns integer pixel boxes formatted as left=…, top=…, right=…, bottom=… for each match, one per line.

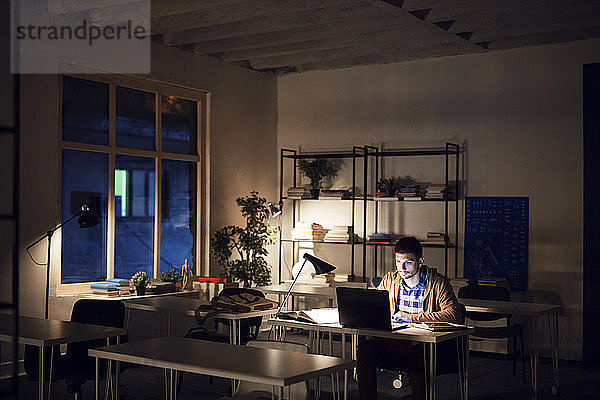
left=458, top=284, right=510, bottom=321
left=234, top=340, right=310, bottom=400
left=371, top=276, right=382, bottom=288
left=215, top=287, right=266, bottom=344
left=67, top=299, right=126, bottom=357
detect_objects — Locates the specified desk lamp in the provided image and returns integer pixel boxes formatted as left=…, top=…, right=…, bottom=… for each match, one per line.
left=275, top=253, right=336, bottom=316
left=26, top=205, right=99, bottom=319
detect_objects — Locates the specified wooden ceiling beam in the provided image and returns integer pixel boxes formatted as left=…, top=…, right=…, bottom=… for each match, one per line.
left=292, top=40, right=483, bottom=73
left=160, top=3, right=374, bottom=44
left=189, top=11, right=423, bottom=54
left=476, top=25, right=600, bottom=50
left=155, top=0, right=359, bottom=36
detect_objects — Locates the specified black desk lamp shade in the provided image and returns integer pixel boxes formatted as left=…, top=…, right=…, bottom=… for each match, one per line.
left=26, top=205, right=99, bottom=319
left=276, top=253, right=336, bottom=316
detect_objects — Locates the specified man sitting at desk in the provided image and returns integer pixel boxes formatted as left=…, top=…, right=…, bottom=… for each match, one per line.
left=357, top=236, right=462, bottom=400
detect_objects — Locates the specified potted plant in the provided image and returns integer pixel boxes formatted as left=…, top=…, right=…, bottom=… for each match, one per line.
left=210, top=192, right=277, bottom=287
left=297, top=159, right=341, bottom=199
left=130, top=271, right=149, bottom=295
left=160, top=267, right=182, bottom=289
left=376, top=177, right=399, bottom=197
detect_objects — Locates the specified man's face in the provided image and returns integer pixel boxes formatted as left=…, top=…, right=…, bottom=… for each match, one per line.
left=395, top=252, right=421, bottom=280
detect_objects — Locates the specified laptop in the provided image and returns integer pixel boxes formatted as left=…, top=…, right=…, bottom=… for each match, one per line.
left=336, top=287, right=407, bottom=331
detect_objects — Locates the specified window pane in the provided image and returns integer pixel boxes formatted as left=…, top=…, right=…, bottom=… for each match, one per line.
left=114, top=155, right=155, bottom=279
left=61, top=150, right=108, bottom=283
left=62, top=76, right=109, bottom=145
left=161, top=160, right=196, bottom=273
left=161, top=96, right=197, bottom=155
left=116, top=86, right=156, bottom=150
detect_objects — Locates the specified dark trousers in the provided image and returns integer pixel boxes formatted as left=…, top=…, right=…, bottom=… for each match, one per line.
left=357, top=337, right=425, bottom=400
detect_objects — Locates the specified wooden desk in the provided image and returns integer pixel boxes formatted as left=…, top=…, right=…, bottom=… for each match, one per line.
left=89, top=336, right=354, bottom=400
left=269, top=317, right=472, bottom=400
left=0, top=314, right=126, bottom=400
left=460, top=298, right=561, bottom=398
left=123, top=296, right=276, bottom=344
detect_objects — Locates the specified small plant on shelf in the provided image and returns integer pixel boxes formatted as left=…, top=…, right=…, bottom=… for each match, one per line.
left=376, top=177, right=399, bottom=197
left=297, top=159, right=342, bottom=198
left=210, top=192, right=278, bottom=287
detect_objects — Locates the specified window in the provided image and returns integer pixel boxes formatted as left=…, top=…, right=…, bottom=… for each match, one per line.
left=59, top=75, right=206, bottom=286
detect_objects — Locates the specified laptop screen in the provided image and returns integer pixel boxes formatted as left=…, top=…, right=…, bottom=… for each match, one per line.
left=336, top=287, right=396, bottom=331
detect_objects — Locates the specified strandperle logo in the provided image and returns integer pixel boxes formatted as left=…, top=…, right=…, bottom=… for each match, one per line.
left=11, top=0, right=151, bottom=74
left=15, top=19, right=146, bottom=46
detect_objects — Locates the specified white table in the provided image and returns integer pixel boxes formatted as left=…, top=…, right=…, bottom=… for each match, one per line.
left=460, top=298, right=561, bottom=398
left=89, top=336, right=355, bottom=400
left=0, top=314, right=126, bottom=400
left=268, top=317, right=472, bottom=400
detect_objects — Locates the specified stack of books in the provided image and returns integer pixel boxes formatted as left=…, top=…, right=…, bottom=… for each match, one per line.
left=421, top=232, right=447, bottom=245
left=90, top=281, right=121, bottom=297
left=287, top=187, right=310, bottom=199
left=367, top=233, right=397, bottom=245
left=319, top=190, right=352, bottom=200
left=425, top=183, right=446, bottom=199
left=291, top=222, right=327, bottom=241
left=324, top=225, right=351, bottom=242
left=146, top=280, right=175, bottom=294
left=397, top=184, right=421, bottom=200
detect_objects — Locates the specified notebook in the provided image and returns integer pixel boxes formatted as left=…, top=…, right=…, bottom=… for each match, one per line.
left=336, top=287, right=407, bottom=331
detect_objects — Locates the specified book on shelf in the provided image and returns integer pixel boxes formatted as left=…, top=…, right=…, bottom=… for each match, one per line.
left=399, top=196, right=422, bottom=201
left=90, top=281, right=118, bottom=290
left=279, top=308, right=339, bottom=325
left=146, top=281, right=175, bottom=294
left=291, top=222, right=327, bottom=241
left=319, top=189, right=351, bottom=199
left=287, top=187, right=310, bottom=199
left=421, top=232, right=447, bottom=244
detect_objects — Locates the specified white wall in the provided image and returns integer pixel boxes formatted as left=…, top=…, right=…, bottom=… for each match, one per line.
left=278, top=38, right=600, bottom=360
left=13, top=42, right=278, bottom=323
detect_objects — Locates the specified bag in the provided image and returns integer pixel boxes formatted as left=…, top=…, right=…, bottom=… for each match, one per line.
left=211, top=292, right=278, bottom=313
left=194, top=293, right=278, bottom=327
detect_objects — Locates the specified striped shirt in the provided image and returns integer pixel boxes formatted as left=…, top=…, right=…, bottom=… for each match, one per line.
left=394, top=271, right=427, bottom=322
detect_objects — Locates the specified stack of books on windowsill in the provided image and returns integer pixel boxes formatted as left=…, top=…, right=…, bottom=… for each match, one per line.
left=91, top=281, right=121, bottom=297
left=146, top=280, right=176, bottom=294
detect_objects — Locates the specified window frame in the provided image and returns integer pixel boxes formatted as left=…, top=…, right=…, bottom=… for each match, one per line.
left=56, top=74, right=209, bottom=294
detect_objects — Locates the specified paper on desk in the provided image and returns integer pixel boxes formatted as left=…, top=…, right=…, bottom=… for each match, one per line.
left=302, top=308, right=339, bottom=324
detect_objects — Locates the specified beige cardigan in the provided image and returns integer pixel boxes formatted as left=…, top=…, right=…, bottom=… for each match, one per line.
left=377, top=265, right=463, bottom=323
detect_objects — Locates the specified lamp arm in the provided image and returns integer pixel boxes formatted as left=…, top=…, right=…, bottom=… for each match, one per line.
left=26, top=210, right=82, bottom=250
left=275, top=258, right=308, bottom=316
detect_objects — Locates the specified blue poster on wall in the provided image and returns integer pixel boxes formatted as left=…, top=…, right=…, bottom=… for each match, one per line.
left=464, top=197, right=529, bottom=291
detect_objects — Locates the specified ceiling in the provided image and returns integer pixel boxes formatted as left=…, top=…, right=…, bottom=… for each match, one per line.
left=53, top=0, right=600, bottom=75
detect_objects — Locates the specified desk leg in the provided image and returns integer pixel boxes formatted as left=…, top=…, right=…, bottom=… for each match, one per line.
left=342, top=333, right=348, bottom=400
left=95, top=357, right=99, bottom=400
left=530, top=317, right=539, bottom=399
left=456, top=338, right=464, bottom=400
left=277, top=385, right=283, bottom=400
left=548, top=313, right=560, bottom=396
left=424, top=343, right=437, bottom=400
left=115, top=336, right=120, bottom=400
left=38, top=346, right=44, bottom=400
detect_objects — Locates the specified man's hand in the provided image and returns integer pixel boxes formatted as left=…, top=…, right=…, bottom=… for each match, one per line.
left=392, top=310, right=413, bottom=323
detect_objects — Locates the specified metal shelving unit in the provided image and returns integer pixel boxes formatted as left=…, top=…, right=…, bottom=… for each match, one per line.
left=277, top=147, right=368, bottom=282
left=366, top=143, right=460, bottom=278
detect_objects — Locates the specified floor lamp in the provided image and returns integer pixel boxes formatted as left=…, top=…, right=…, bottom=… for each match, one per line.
left=275, top=253, right=336, bottom=317
left=26, top=205, right=99, bottom=319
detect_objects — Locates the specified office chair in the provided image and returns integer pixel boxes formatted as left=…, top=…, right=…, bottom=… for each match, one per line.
left=217, top=340, right=310, bottom=400
left=179, top=287, right=267, bottom=391
left=24, top=299, right=127, bottom=400
left=184, top=287, right=266, bottom=345
left=458, top=284, right=526, bottom=383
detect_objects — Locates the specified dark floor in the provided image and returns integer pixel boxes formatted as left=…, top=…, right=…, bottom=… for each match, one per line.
left=3, top=330, right=600, bottom=400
